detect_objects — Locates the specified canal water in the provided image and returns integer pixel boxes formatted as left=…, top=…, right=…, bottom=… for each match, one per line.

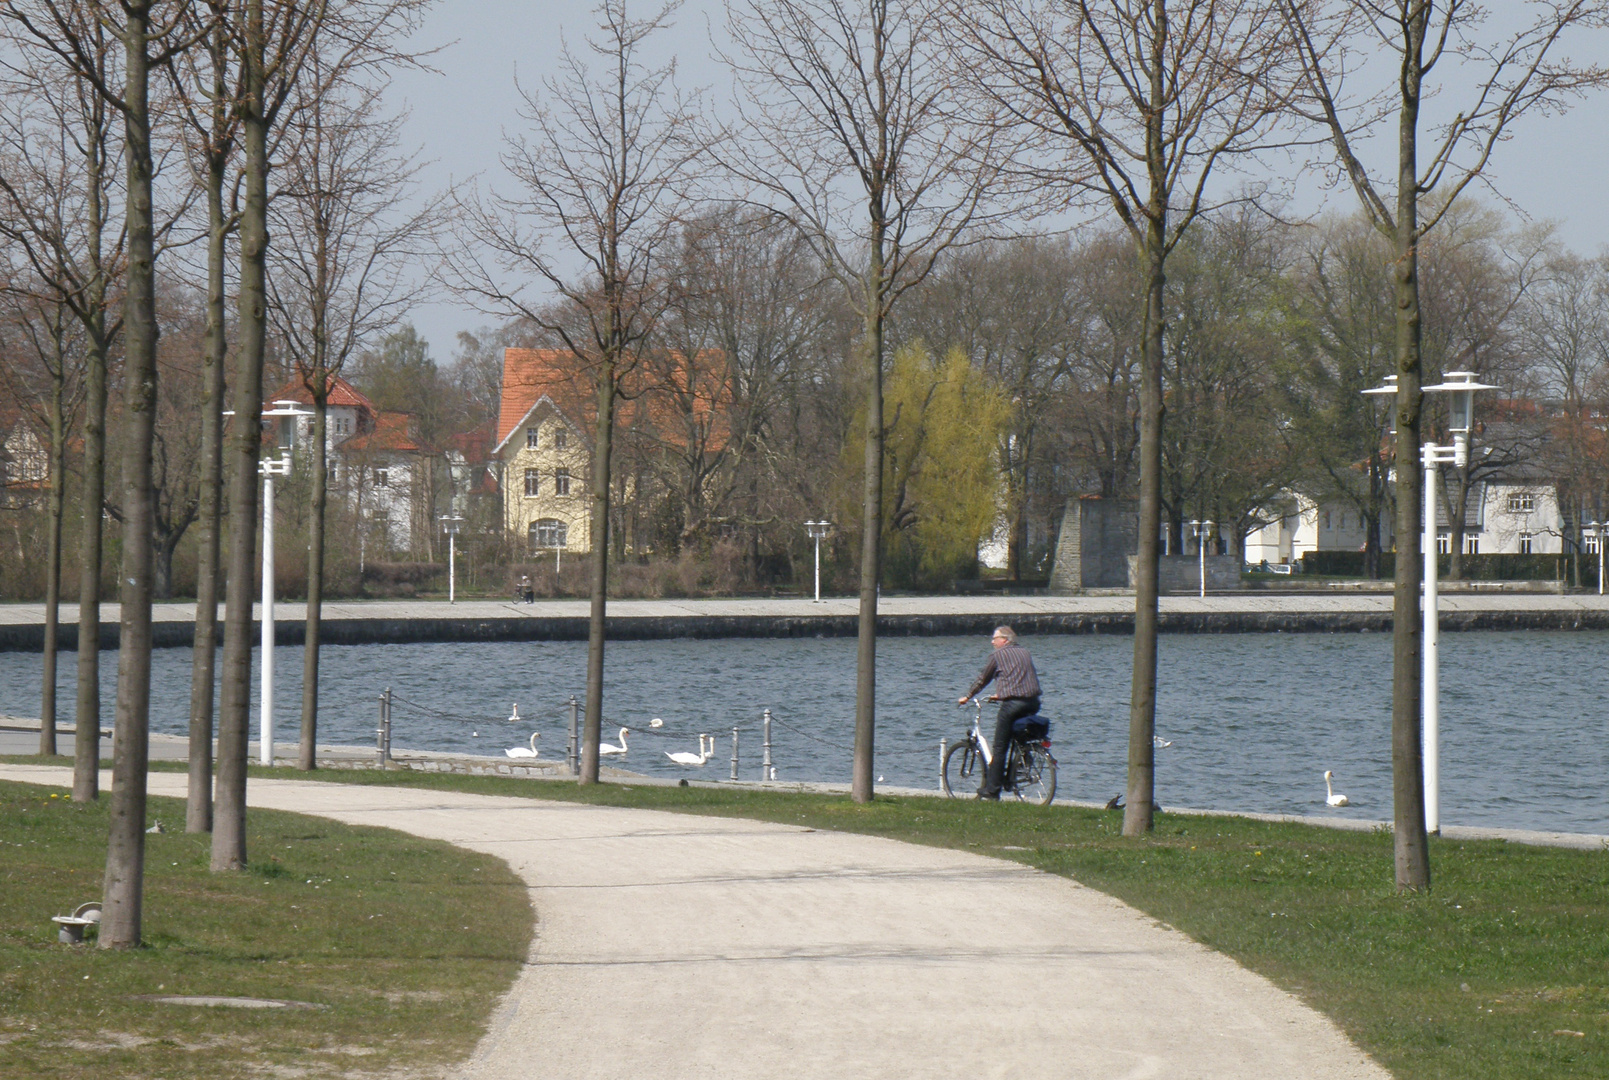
left=2, top=631, right=1605, bottom=835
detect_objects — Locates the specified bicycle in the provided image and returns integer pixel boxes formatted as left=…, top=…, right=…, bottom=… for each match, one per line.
left=941, top=699, right=1057, bottom=805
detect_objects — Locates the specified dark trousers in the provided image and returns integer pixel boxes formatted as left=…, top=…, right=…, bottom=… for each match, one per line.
left=981, top=696, right=1039, bottom=796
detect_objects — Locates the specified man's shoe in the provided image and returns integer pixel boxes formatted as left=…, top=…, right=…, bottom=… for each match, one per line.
left=975, top=790, right=999, bottom=801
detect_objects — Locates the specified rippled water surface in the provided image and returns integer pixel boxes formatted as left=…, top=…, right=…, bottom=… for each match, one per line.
left=3, top=630, right=1606, bottom=834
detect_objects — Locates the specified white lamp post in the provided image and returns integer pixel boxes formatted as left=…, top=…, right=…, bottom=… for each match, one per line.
left=1189, top=519, right=1215, bottom=598
left=257, top=400, right=313, bottom=767
left=1363, top=371, right=1493, bottom=834
left=439, top=514, right=463, bottom=603
left=805, top=520, right=831, bottom=602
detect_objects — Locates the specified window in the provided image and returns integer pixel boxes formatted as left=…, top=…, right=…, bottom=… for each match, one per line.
left=1587, top=533, right=1602, bottom=555
left=554, top=428, right=567, bottom=450
left=554, top=468, right=571, bottom=496
left=1519, top=532, right=1534, bottom=554
left=1508, top=493, right=1536, bottom=514
left=373, top=468, right=388, bottom=488
left=1338, top=513, right=1347, bottom=530
left=1322, top=511, right=1332, bottom=530
left=1436, top=532, right=1451, bottom=554
left=334, top=416, right=350, bottom=436
left=530, top=519, right=567, bottom=550
left=1464, top=535, right=1479, bottom=555
left=524, top=468, right=540, bottom=497
left=526, top=427, right=540, bottom=449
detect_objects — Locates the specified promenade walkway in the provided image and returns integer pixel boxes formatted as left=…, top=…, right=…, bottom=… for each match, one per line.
left=0, top=762, right=1389, bottom=1079
left=4, top=591, right=1608, bottom=649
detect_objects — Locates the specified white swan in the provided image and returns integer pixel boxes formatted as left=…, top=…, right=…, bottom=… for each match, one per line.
left=508, top=703, right=521, bottom=723
left=1324, top=770, right=1349, bottom=807
left=1153, top=736, right=1172, bottom=748
left=666, top=734, right=713, bottom=767
left=600, top=727, right=630, bottom=756
left=505, top=732, right=540, bottom=759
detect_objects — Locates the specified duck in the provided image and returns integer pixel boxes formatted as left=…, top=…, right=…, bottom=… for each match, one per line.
left=666, top=734, right=713, bottom=767
left=1324, top=770, right=1349, bottom=807
left=505, top=732, right=540, bottom=759
left=600, top=727, right=630, bottom=756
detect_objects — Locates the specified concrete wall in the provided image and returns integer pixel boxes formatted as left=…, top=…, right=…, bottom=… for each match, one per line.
left=1128, top=554, right=1242, bottom=593
left=1049, top=497, right=1138, bottom=594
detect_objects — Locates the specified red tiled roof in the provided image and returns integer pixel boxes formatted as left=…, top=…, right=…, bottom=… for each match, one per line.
left=266, top=374, right=376, bottom=412
left=445, top=421, right=496, bottom=465
left=495, top=348, right=591, bottom=450
left=341, top=411, right=425, bottom=453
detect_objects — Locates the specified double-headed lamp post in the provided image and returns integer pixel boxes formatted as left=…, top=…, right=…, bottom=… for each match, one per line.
left=804, top=520, right=831, bottom=602
left=257, top=400, right=313, bottom=767
left=1363, top=371, right=1494, bottom=834
left=439, top=514, right=464, bottom=603
left=1189, top=519, right=1215, bottom=598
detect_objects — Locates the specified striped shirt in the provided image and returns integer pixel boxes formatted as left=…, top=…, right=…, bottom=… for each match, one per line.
left=966, top=643, right=1041, bottom=701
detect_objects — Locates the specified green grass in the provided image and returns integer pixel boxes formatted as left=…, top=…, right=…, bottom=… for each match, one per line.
left=0, top=774, right=532, bottom=1079
left=7, top=759, right=1607, bottom=1078
left=219, top=765, right=1608, bottom=1080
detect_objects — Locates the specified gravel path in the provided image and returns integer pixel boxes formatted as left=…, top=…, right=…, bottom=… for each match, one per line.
left=1, top=765, right=1390, bottom=1079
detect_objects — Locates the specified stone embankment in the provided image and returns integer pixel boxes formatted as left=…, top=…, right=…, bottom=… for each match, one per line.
left=3, top=593, right=1608, bottom=651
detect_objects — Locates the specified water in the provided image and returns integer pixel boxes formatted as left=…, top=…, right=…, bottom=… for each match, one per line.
left=3, top=631, right=1606, bottom=835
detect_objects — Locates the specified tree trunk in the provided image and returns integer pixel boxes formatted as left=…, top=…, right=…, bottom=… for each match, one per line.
left=852, top=229, right=886, bottom=805
left=1123, top=207, right=1165, bottom=838
left=40, top=376, right=67, bottom=756
left=73, top=242, right=109, bottom=800
left=579, top=356, right=617, bottom=786
left=213, top=0, right=268, bottom=872
left=299, top=398, right=327, bottom=770
left=187, top=112, right=229, bottom=833
left=1389, top=14, right=1431, bottom=891
left=102, top=2, right=157, bottom=949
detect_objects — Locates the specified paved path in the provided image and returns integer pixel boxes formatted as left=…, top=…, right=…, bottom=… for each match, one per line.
left=1, top=764, right=1388, bottom=1079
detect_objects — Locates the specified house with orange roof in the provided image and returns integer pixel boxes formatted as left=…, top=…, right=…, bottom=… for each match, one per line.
left=493, top=349, right=595, bottom=556
left=267, top=375, right=435, bottom=555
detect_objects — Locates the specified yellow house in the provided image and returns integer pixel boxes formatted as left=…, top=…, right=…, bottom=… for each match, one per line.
left=494, top=350, right=594, bottom=555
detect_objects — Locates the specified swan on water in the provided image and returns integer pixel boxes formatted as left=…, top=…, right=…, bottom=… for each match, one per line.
left=509, top=703, right=521, bottom=723
left=650, top=717, right=664, bottom=728
left=1153, top=736, right=1172, bottom=748
left=1324, top=770, right=1349, bottom=807
left=600, top=727, right=630, bottom=756
left=666, top=734, right=713, bottom=766
left=505, top=732, right=541, bottom=759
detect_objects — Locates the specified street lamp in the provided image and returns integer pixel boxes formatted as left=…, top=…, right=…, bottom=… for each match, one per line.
left=257, top=399, right=313, bottom=767
left=1189, top=519, right=1215, bottom=598
left=1362, top=371, right=1494, bottom=834
left=804, top=520, right=831, bottom=602
left=439, top=514, right=464, bottom=604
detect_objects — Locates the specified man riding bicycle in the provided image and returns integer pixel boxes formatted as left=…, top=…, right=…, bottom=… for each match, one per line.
left=958, top=625, right=1042, bottom=800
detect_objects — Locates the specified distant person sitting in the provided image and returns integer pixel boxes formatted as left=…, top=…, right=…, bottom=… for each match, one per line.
left=958, top=625, right=1042, bottom=800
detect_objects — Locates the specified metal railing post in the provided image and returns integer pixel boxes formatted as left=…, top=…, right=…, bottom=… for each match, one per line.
left=761, top=709, right=773, bottom=781
left=730, top=727, right=739, bottom=781
left=382, top=687, right=393, bottom=764
left=377, top=690, right=387, bottom=765
left=567, top=695, right=579, bottom=775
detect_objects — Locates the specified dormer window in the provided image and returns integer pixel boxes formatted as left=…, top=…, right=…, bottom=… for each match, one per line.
left=526, top=427, right=540, bottom=449
left=554, top=429, right=567, bottom=450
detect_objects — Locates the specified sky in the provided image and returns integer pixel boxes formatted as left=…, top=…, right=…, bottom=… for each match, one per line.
left=386, top=1, right=1609, bottom=365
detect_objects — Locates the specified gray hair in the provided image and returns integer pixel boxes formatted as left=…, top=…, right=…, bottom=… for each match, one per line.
left=992, top=625, right=1017, bottom=643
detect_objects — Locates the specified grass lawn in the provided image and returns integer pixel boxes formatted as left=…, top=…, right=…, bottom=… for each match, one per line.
left=245, top=765, right=1608, bottom=1080
left=0, top=770, right=532, bottom=1080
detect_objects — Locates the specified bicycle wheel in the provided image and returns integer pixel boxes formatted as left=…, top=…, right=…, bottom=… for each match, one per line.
left=941, top=739, right=979, bottom=798
left=1007, top=744, right=1057, bottom=806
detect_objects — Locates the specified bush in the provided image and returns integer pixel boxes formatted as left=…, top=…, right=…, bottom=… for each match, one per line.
left=1300, top=550, right=1571, bottom=581
left=360, top=561, right=444, bottom=597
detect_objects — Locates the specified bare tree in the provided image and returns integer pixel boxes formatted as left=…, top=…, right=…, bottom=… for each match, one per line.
left=449, top=0, right=702, bottom=785
left=1284, top=0, right=1609, bottom=890
left=724, top=0, right=1006, bottom=801
left=962, top=0, right=1298, bottom=833
left=0, top=6, right=126, bottom=800
left=267, top=59, right=438, bottom=771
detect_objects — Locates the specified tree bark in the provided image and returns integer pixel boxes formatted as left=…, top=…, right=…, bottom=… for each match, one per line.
left=1389, top=11, right=1431, bottom=890
left=102, top=0, right=158, bottom=949
left=213, top=0, right=268, bottom=872
left=39, top=372, right=66, bottom=756
left=299, top=398, right=326, bottom=770
left=579, top=355, right=617, bottom=786
left=852, top=229, right=885, bottom=804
